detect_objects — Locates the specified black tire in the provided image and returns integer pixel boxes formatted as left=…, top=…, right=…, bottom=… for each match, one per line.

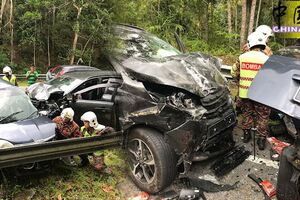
left=126, top=127, right=177, bottom=194
left=277, top=147, right=300, bottom=200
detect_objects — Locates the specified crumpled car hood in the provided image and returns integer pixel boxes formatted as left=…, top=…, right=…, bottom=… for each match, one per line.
left=121, top=52, right=227, bottom=97
left=0, top=116, right=56, bottom=144
left=27, top=82, right=64, bottom=101
left=248, top=55, right=300, bottom=119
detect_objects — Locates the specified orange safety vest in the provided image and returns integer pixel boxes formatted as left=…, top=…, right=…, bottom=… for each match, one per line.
left=239, top=51, right=269, bottom=98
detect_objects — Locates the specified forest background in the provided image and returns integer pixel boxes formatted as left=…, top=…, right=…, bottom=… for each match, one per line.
left=0, top=0, right=289, bottom=73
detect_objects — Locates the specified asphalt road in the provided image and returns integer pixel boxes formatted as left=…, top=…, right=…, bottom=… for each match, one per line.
left=118, top=126, right=280, bottom=200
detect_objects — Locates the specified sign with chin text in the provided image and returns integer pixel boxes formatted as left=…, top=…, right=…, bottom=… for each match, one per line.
left=273, top=0, right=300, bottom=38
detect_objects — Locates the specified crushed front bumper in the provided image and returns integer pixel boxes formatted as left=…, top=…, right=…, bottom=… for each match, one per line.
left=165, top=109, right=236, bottom=175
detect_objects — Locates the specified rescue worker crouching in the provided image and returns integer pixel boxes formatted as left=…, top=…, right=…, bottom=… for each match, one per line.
left=231, top=32, right=271, bottom=150
left=80, top=111, right=114, bottom=171
left=2, top=66, right=18, bottom=86
left=52, top=108, right=81, bottom=166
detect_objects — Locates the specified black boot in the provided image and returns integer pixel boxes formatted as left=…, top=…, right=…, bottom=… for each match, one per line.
left=79, top=154, right=89, bottom=167
left=257, top=137, right=266, bottom=150
left=243, top=129, right=251, bottom=143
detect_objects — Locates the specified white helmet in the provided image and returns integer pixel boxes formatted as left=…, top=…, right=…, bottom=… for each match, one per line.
left=247, top=32, right=267, bottom=49
left=61, top=108, right=74, bottom=121
left=80, top=111, right=105, bottom=131
left=256, top=25, right=273, bottom=39
left=3, top=66, right=12, bottom=75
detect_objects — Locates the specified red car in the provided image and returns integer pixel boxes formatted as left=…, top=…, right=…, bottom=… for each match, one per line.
left=46, top=65, right=100, bottom=81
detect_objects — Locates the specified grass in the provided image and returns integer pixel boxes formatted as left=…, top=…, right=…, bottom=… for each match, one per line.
left=18, top=79, right=46, bottom=87
left=18, top=80, right=28, bottom=87
left=1, top=149, right=127, bottom=199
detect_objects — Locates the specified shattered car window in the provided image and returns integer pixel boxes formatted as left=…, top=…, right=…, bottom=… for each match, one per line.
left=47, top=76, right=82, bottom=94
left=116, top=29, right=181, bottom=59
left=0, top=88, right=38, bottom=123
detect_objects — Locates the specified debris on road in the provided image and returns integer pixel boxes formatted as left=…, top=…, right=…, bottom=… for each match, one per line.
left=184, top=177, right=238, bottom=193
left=159, top=190, right=179, bottom=200
left=248, top=173, right=276, bottom=200
left=211, top=146, right=251, bottom=176
left=267, top=137, right=290, bottom=161
left=246, top=155, right=279, bottom=169
left=178, top=188, right=206, bottom=200
left=159, top=188, right=207, bottom=200
left=127, top=192, right=149, bottom=200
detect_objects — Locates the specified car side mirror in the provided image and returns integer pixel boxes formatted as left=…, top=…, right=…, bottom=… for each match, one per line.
left=66, top=94, right=76, bottom=102
left=72, top=94, right=83, bottom=102
left=72, top=94, right=77, bottom=102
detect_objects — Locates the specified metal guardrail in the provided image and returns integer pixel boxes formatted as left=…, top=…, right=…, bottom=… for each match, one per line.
left=0, top=132, right=122, bottom=168
left=0, top=74, right=46, bottom=80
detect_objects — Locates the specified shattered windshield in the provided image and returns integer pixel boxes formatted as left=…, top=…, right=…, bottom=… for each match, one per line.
left=47, top=76, right=82, bottom=92
left=0, top=88, right=38, bottom=124
left=115, top=28, right=181, bottom=59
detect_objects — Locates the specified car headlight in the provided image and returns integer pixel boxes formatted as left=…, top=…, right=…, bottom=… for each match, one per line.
left=167, top=92, right=207, bottom=118
left=168, top=92, right=194, bottom=108
left=39, top=110, right=49, bottom=116
left=0, top=140, right=13, bottom=149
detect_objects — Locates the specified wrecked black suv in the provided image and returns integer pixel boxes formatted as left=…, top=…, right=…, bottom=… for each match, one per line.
left=28, top=24, right=236, bottom=193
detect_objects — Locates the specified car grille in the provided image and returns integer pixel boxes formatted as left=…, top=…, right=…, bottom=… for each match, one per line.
left=31, top=98, right=40, bottom=108
left=201, top=88, right=232, bottom=119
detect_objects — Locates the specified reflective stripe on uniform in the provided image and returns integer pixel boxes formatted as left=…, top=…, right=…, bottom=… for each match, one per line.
left=2, top=75, right=16, bottom=86
left=239, top=85, right=250, bottom=89
left=240, top=77, right=254, bottom=81
left=80, top=126, right=98, bottom=137
left=239, top=51, right=269, bottom=98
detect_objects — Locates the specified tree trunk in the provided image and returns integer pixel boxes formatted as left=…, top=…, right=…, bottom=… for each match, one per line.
left=255, top=0, right=262, bottom=28
left=33, top=20, right=36, bottom=66
left=51, top=6, right=55, bottom=59
left=70, top=4, right=82, bottom=65
left=0, top=0, right=7, bottom=28
left=204, top=3, right=209, bottom=42
left=235, top=1, right=238, bottom=33
left=227, top=0, right=232, bottom=34
left=248, top=0, right=257, bottom=34
left=47, top=24, right=50, bottom=66
left=240, top=0, right=247, bottom=49
left=89, top=43, right=94, bottom=66
left=9, top=0, right=13, bottom=63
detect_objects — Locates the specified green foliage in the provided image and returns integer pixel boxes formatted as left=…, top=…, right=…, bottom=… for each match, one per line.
left=0, top=52, right=10, bottom=69
left=0, top=0, right=287, bottom=72
left=269, top=41, right=284, bottom=52
left=2, top=149, right=126, bottom=199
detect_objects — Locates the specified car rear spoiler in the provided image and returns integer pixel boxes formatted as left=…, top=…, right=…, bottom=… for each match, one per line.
left=0, top=132, right=122, bottom=168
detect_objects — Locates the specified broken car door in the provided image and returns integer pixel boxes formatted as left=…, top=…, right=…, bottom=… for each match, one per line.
left=70, top=77, right=122, bottom=128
